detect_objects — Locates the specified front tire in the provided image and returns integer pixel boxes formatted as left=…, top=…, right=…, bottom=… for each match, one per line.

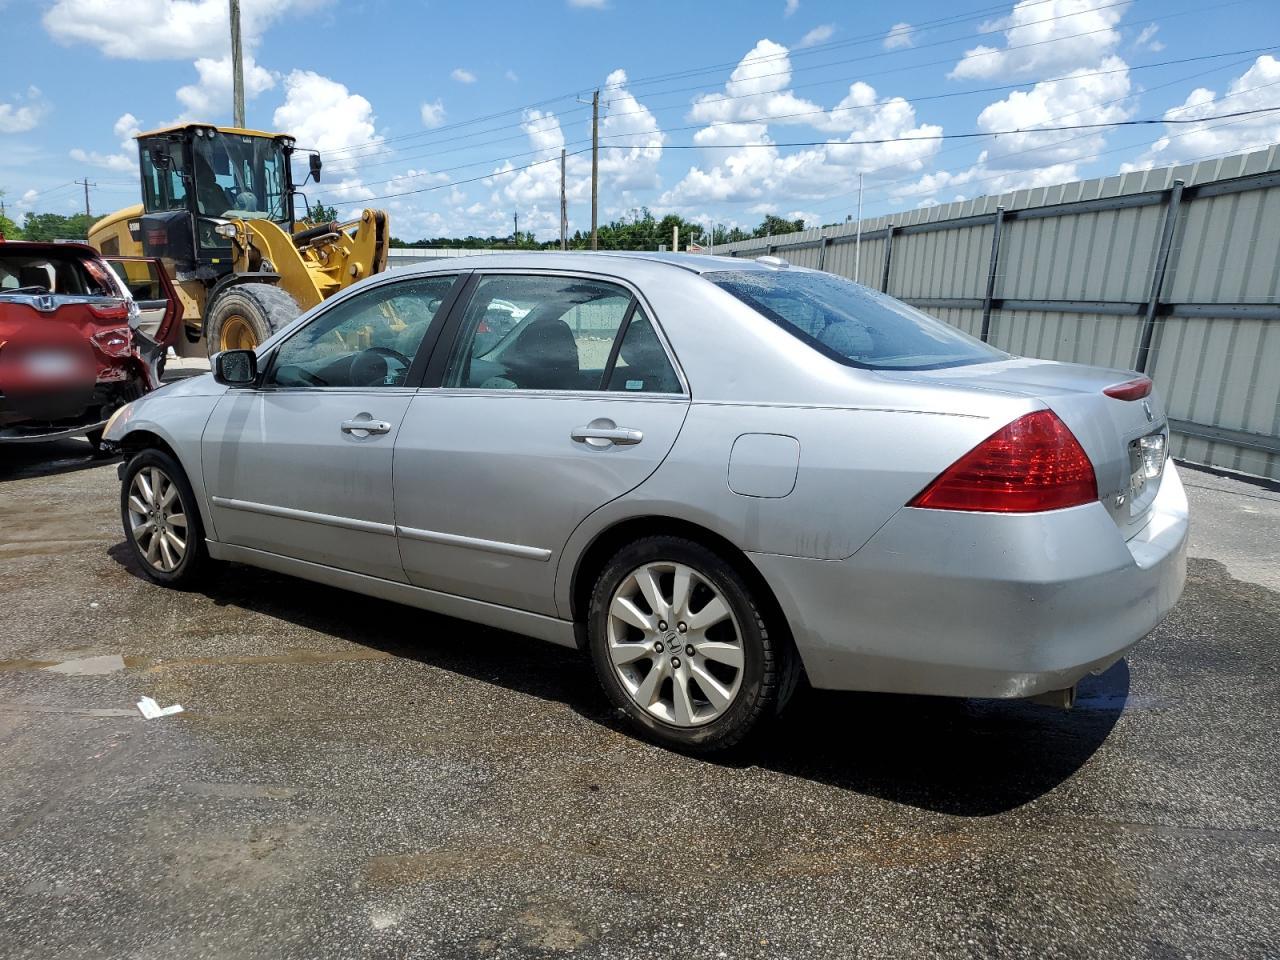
left=120, top=448, right=207, bottom=587
left=204, top=283, right=299, bottom=359
left=587, top=536, right=792, bottom=753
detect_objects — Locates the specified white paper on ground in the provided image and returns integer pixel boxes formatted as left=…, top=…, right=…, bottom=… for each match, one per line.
left=136, top=696, right=184, bottom=719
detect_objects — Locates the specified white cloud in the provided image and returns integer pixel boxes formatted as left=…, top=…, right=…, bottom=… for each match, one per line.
left=784, top=0, right=799, bottom=16
left=598, top=69, right=665, bottom=190
left=420, top=99, right=446, bottom=128
left=176, top=54, right=275, bottom=120
left=884, top=23, right=915, bottom=50
left=568, top=0, right=607, bottom=8
left=950, top=0, right=1125, bottom=81
left=896, top=54, right=1133, bottom=204
left=69, top=111, right=142, bottom=172
left=798, top=24, right=834, bottom=48
left=505, top=69, right=519, bottom=82
left=663, top=41, right=941, bottom=211
left=0, top=87, right=48, bottom=134
left=273, top=70, right=380, bottom=177
left=42, top=0, right=315, bottom=60
left=1120, top=55, right=1280, bottom=171
left=1134, top=23, right=1164, bottom=52
left=971, top=55, right=1132, bottom=167
left=451, top=68, right=477, bottom=84
left=688, top=39, right=824, bottom=127
left=484, top=69, right=663, bottom=235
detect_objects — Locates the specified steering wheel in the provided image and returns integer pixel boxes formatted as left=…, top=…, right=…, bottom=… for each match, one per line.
left=349, top=346, right=413, bottom=386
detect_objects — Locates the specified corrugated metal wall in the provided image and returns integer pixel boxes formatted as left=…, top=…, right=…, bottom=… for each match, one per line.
left=718, top=146, right=1280, bottom=481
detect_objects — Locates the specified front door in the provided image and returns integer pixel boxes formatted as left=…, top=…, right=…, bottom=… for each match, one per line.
left=202, top=274, right=460, bottom=581
left=394, top=272, right=690, bottom=616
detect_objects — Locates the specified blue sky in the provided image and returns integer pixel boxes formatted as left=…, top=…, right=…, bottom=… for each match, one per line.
left=3, top=0, right=1278, bottom=241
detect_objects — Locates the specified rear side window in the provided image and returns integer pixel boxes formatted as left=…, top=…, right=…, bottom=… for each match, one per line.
left=705, top=269, right=1006, bottom=371
left=0, top=251, right=116, bottom=296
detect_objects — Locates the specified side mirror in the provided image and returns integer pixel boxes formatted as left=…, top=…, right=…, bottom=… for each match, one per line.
left=212, top=349, right=258, bottom=387
left=309, top=152, right=322, bottom=183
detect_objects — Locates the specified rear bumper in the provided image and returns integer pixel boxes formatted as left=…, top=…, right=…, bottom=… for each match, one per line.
left=0, top=417, right=108, bottom=443
left=751, top=462, right=1189, bottom=698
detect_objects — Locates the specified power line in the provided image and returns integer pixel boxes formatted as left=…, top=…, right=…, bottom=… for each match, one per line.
left=328, top=44, right=1276, bottom=180
left=320, top=105, right=1280, bottom=208
left=320, top=0, right=1212, bottom=163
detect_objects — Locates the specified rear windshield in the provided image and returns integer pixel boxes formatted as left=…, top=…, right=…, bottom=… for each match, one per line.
left=705, top=269, right=1007, bottom=371
left=0, top=250, right=116, bottom=297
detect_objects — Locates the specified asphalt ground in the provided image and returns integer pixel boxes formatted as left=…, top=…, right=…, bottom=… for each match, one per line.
left=1, top=441, right=1277, bottom=960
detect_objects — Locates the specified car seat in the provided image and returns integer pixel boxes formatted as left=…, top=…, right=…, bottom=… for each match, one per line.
left=501, top=316, right=580, bottom=389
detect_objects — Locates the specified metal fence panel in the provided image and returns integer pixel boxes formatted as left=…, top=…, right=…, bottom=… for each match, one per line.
left=718, top=145, right=1280, bottom=481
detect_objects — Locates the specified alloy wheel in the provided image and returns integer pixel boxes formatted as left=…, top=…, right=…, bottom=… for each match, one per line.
left=126, top=466, right=188, bottom=573
left=606, top=561, right=745, bottom=727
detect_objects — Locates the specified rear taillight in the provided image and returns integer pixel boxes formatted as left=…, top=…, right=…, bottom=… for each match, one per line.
left=908, top=410, right=1097, bottom=513
left=1103, top=376, right=1152, bottom=401
left=88, top=302, right=130, bottom=321
left=92, top=328, right=133, bottom=357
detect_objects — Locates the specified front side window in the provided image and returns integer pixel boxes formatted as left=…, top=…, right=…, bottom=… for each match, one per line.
left=139, top=138, right=188, bottom=214
left=191, top=131, right=289, bottom=222
left=443, top=274, right=680, bottom=393
left=268, top=276, right=456, bottom=388
left=706, top=269, right=1007, bottom=371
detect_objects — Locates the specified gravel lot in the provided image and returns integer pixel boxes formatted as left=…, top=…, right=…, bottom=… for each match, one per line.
left=1, top=441, right=1277, bottom=960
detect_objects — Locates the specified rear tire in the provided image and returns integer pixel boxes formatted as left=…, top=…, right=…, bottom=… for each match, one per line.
left=120, top=448, right=207, bottom=587
left=587, top=536, right=793, bottom=754
left=204, top=283, right=299, bottom=359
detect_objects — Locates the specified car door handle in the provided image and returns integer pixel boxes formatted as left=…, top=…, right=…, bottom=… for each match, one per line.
left=341, top=417, right=392, bottom=436
left=571, top=422, right=643, bottom=447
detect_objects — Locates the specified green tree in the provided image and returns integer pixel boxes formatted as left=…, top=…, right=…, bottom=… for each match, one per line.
left=304, top=202, right=340, bottom=224
left=752, top=214, right=805, bottom=239
left=21, top=211, right=101, bottom=242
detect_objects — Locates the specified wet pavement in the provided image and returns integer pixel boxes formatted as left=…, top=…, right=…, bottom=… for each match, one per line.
left=1, top=441, right=1277, bottom=959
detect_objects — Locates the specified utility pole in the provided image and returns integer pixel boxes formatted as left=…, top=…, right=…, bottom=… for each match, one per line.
left=229, top=0, right=246, bottom=128
left=591, top=89, right=599, bottom=251
left=560, top=148, right=567, bottom=251
left=513, top=209, right=518, bottom=245
left=76, top=178, right=96, bottom=217
left=853, top=172, right=864, bottom=282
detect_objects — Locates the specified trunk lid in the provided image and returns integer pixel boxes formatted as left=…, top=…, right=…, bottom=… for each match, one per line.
left=879, top=357, right=1169, bottom=537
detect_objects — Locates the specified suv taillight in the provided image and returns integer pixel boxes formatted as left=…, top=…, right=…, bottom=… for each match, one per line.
left=908, top=410, right=1097, bottom=513
left=88, top=302, right=130, bottom=321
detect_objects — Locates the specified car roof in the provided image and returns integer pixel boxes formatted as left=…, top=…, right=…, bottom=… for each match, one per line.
left=0, top=240, right=102, bottom=259
left=391, top=250, right=794, bottom=279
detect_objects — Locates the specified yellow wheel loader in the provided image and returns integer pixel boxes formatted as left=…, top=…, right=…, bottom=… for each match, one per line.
left=88, top=123, right=389, bottom=359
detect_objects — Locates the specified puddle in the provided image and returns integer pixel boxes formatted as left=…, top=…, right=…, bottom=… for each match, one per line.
left=42, top=654, right=126, bottom=676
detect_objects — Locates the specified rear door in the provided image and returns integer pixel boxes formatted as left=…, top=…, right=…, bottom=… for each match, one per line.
left=102, top=257, right=184, bottom=346
left=202, top=274, right=462, bottom=581
left=393, top=271, right=690, bottom=616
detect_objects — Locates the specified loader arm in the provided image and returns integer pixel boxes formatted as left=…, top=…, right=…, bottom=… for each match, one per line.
left=230, top=210, right=390, bottom=312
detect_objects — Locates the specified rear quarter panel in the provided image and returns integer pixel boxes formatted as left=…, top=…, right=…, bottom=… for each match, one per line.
left=554, top=396, right=1034, bottom=616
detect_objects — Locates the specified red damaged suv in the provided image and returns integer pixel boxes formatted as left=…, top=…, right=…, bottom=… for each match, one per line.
left=0, top=240, right=179, bottom=449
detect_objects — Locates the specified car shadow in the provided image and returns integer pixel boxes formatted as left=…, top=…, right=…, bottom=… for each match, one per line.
left=0, top=438, right=117, bottom=482
left=108, top=544, right=1126, bottom=816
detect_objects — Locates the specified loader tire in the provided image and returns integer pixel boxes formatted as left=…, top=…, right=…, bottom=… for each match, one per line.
left=205, top=283, right=300, bottom=358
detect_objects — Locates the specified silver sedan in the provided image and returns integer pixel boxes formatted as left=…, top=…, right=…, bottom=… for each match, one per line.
left=104, top=252, right=1188, bottom=752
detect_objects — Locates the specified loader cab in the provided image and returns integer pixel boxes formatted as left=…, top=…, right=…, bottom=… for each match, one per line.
left=136, top=124, right=297, bottom=272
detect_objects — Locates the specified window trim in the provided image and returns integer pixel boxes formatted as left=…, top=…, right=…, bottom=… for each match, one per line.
left=421, top=268, right=690, bottom=398
left=256, top=273, right=467, bottom=391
